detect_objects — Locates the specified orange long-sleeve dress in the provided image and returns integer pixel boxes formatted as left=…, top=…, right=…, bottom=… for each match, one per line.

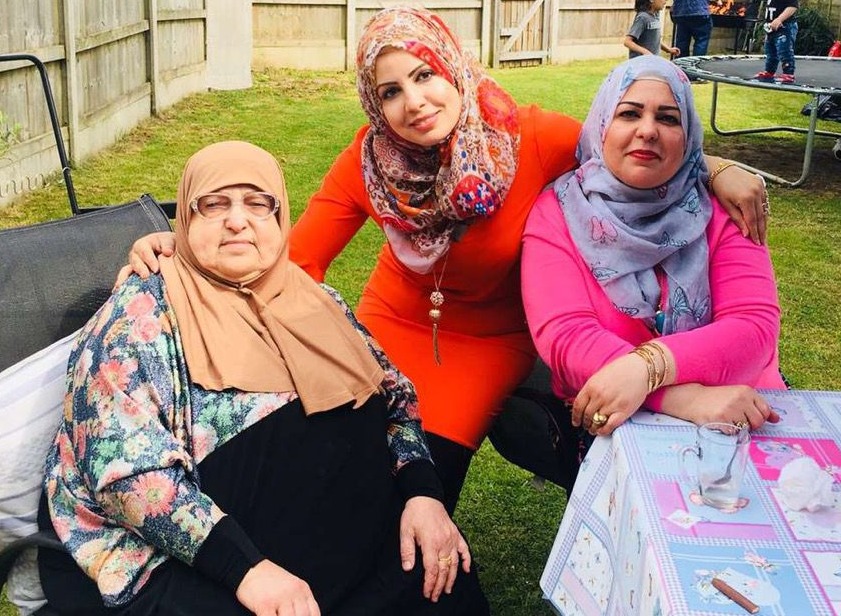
left=290, top=105, right=581, bottom=449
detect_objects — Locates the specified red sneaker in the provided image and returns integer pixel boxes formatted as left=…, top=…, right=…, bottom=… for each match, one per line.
left=753, top=71, right=776, bottom=82
left=776, top=74, right=796, bottom=84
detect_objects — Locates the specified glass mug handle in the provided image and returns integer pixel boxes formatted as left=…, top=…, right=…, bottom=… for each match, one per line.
left=679, top=443, right=700, bottom=487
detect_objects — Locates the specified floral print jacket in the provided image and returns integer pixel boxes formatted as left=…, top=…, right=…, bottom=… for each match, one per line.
left=44, top=274, right=430, bottom=606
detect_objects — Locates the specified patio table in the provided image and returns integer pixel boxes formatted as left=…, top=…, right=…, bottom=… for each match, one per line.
left=540, top=389, right=841, bottom=615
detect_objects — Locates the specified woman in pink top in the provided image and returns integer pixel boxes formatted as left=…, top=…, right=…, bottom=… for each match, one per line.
left=522, top=56, right=784, bottom=448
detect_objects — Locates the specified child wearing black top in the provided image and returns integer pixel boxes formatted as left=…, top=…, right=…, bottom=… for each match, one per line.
left=754, top=0, right=799, bottom=84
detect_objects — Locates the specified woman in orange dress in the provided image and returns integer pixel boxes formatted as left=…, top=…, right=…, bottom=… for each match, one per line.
left=127, top=7, right=769, bottom=514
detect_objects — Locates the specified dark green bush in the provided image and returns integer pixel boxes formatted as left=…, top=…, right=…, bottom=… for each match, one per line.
left=794, top=4, right=836, bottom=56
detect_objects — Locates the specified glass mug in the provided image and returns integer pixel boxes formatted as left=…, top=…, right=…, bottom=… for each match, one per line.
left=679, top=422, right=751, bottom=510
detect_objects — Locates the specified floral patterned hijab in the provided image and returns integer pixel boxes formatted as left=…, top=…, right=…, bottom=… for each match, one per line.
left=356, top=7, right=520, bottom=273
left=556, top=56, right=713, bottom=335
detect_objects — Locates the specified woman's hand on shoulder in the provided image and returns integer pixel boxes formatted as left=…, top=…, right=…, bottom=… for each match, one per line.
left=400, top=496, right=471, bottom=603
left=114, top=231, right=176, bottom=287
left=236, top=559, right=320, bottom=616
left=706, top=158, right=769, bottom=245
left=671, top=384, right=780, bottom=430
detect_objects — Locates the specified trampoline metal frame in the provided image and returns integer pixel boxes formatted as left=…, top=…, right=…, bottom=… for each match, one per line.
left=675, top=55, right=841, bottom=187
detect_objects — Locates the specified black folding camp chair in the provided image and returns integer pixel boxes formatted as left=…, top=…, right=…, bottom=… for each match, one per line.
left=0, top=53, right=173, bottom=613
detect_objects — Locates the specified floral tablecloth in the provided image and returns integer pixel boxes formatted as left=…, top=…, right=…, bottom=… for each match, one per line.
left=541, top=389, right=841, bottom=615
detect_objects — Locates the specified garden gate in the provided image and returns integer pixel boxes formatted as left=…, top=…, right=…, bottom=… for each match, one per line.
left=493, top=0, right=556, bottom=67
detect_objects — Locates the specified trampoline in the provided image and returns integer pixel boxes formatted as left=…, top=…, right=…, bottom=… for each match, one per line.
left=675, top=55, right=841, bottom=187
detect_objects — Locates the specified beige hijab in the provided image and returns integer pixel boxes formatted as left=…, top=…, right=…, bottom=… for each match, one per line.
left=159, top=141, right=384, bottom=414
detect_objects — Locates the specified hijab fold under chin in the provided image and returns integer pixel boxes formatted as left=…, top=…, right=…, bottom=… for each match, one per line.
left=159, top=141, right=384, bottom=414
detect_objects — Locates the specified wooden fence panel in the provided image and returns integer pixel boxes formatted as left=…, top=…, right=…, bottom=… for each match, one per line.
left=252, top=0, right=485, bottom=71
left=495, top=0, right=549, bottom=67
left=250, top=0, right=644, bottom=68
left=157, top=18, right=206, bottom=77
left=0, top=1, right=67, bottom=204
left=77, top=0, right=146, bottom=40
left=0, top=0, right=65, bottom=143
left=0, top=0, right=209, bottom=207
left=77, top=36, right=149, bottom=117
left=0, top=1, right=64, bottom=56
left=832, top=2, right=841, bottom=35
left=157, top=0, right=207, bottom=108
left=0, top=61, right=69, bottom=202
left=253, top=1, right=347, bottom=70
left=404, top=5, right=484, bottom=59
left=70, top=0, right=151, bottom=160
left=552, top=1, right=630, bottom=63
left=0, top=57, right=65, bottom=149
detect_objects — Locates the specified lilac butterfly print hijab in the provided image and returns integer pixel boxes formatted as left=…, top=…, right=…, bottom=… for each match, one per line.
left=553, top=55, right=713, bottom=334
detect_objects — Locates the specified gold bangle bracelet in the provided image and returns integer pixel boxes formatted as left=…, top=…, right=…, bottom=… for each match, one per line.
left=632, top=346, right=657, bottom=393
left=632, top=342, right=668, bottom=393
left=707, top=160, right=736, bottom=191
left=643, top=342, right=668, bottom=389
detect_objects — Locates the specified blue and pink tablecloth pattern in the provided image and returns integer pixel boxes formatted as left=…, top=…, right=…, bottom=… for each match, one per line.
left=540, top=389, right=841, bottom=615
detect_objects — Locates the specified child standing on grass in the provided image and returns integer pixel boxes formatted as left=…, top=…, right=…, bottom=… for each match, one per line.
left=624, top=0, right=680, bottom=59
left=754, top=0, right=799, bottom=83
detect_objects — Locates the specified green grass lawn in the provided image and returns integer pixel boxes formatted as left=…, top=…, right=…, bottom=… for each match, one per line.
left=1, top=57, right=839, bottom=615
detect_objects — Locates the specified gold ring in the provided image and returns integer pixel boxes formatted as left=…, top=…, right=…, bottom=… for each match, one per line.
left=438, top=555, right=453, bottom=566
left=733, top=420, right=749, bottom=430
left=592, top=412, right=608, bottom=426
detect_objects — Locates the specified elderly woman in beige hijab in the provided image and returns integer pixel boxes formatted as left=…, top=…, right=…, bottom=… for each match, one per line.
left=38, top=141, right=488, bottom=615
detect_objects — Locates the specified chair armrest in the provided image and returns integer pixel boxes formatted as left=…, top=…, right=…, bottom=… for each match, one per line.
left=0, top=530, right=64, bottom=590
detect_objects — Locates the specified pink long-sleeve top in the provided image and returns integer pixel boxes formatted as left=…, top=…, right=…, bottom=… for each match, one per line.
left=521, top=188, right=786, bottom=409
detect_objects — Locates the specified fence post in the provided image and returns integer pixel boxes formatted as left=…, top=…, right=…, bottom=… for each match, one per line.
left=345, top=0, right=357, bottom=71
left=61, top=0, right=80, bottom=166
left=546, top=0, right=558, bottom=64
left=206, top=0, right=252, bottom=89
left=481, top=0, right=493, bottom=65
left=147, top=0, right=160, bottom=115
left=492, top=0, right=501, bottom=68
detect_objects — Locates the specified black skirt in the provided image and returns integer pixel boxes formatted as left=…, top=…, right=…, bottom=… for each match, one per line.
left=39, top=396, right=487, bottom=615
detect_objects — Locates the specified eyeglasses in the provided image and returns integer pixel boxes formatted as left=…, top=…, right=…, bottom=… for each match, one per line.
left=190, top=192, right=279, bottom=220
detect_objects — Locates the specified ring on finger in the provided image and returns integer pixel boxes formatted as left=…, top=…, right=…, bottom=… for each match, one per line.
left=762, top=190, right=771, bottom=216
left=732, top=420, right=749, bottom=430
left=438, top=555, right=453, bottom=566
left=592, top=412, right=608, bottom=427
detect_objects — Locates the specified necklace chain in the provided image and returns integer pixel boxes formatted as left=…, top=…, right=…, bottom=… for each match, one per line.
left=428, top=252, right=449, bottom=365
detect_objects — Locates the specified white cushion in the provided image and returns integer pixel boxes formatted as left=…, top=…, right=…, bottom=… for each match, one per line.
left=0, top=329, right=79, bottom=614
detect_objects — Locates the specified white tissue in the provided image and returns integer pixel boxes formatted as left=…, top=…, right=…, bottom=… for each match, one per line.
left=777, top=457, right=834, bottom=512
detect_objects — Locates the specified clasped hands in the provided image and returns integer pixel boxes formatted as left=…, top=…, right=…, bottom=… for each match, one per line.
left=572, top=348, right=780, bottom=436
left=571, top=352, right=653, bottom=436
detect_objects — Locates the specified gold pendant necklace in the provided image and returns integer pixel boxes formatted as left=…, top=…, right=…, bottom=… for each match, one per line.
left=429, top=252, right=449, bottom=365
